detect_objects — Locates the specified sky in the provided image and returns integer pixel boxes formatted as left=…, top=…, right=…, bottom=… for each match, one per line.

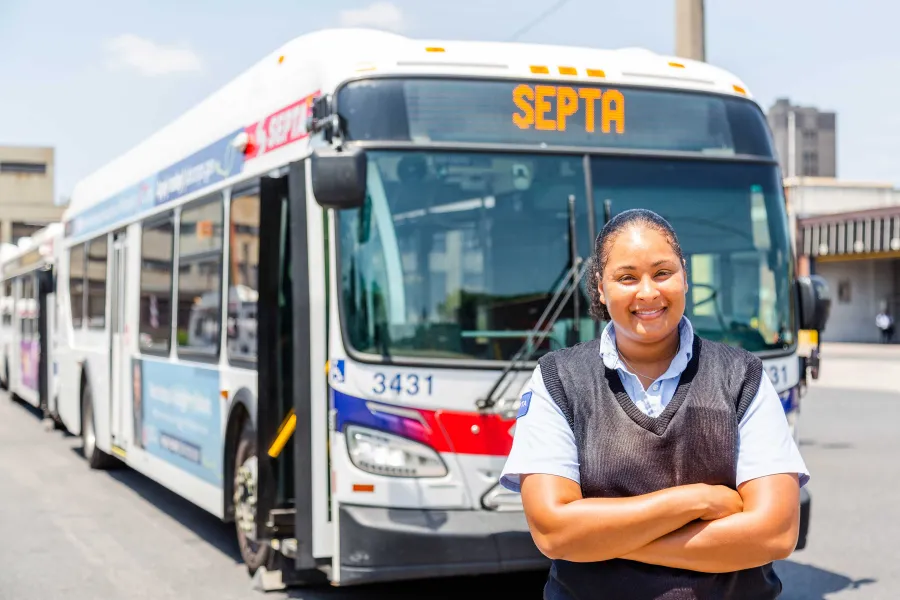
left=1, top=0, right=898, bottom=204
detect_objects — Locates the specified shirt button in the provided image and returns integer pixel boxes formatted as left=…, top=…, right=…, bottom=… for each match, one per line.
left=652, top=383, right=660, bottom=391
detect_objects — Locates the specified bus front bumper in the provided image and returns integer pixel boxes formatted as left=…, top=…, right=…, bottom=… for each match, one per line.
left=335, top=487, right=811, bottom=585
left=336, top=504, right=549, bottom=586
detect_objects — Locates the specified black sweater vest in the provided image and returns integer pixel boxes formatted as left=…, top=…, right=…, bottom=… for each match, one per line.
left=536, top=335, right=782, bottom=600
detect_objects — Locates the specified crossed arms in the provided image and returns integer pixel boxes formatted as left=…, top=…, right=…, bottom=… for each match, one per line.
left=519, top=473, right=801, bottom=573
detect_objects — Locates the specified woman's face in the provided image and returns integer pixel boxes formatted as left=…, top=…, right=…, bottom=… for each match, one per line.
left=598, top=225, right=687, bottom=346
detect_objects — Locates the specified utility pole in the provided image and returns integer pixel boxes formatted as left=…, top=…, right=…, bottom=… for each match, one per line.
left=675, top=0, right=705, bottom=61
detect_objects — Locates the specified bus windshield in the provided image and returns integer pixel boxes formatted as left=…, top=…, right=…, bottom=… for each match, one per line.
left=336, top=150, right=795, bottom=362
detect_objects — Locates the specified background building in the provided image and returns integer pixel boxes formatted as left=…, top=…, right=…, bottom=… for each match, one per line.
left=788, top=177, right=900, bottom=343
left=0, top=145, right=65, bottom=246
left=768, top=98, right=837, bottom=178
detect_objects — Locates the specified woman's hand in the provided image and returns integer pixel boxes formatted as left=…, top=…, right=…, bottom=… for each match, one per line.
left=694, top=484, right=744, bottom=520
left=622, top=473, right=802, bottom=573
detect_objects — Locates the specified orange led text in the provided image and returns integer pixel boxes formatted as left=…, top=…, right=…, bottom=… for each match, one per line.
left=512, top=84, right=625, bottom=134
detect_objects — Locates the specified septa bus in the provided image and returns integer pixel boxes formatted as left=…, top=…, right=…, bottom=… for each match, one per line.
left=49, top=28, right=830, bottom=588
left=0, top=225, right=63, bottom=420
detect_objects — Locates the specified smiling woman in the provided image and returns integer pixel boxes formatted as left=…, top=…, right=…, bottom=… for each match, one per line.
left=500, top=209, right=810, bottom=599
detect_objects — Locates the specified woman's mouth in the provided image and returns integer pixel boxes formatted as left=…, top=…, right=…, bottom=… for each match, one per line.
left=632, top=307, right=667, bottom=321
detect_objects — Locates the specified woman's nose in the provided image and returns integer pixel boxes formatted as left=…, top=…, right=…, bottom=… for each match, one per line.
left=636, top=276, right=660, bottom=300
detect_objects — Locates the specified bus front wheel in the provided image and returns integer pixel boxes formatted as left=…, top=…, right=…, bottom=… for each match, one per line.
left=233, top=420, right=271, bottom=575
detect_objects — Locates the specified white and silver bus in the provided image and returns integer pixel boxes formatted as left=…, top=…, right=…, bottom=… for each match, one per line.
left=0, top=224, right=62, bottom=418
left=53, top=29, right=829, bottom=588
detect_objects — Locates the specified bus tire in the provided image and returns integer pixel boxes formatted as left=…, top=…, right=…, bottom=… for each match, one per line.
left=233, top=420, right=271, bottom=575
left=81, top=381, right=117, bottom=470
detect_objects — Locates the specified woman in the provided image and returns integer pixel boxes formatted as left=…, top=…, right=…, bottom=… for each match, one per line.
left=501, top=209, right=809, bottom=599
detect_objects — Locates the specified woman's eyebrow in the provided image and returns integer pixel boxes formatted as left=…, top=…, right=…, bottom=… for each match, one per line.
left=612, top=259, right=675, bottom=272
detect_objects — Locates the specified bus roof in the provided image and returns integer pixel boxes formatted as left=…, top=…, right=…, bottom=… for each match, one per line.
left=0, top=222, right=63, bottom=278
left=65, top=28, right=755, bottom=228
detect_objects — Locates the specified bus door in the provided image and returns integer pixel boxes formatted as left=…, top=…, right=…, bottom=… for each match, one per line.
left=109, top=232, right=129, bottom=449
left=254, top=172, right=296, bottom=541
left=37, top=266, right=54, bottom=416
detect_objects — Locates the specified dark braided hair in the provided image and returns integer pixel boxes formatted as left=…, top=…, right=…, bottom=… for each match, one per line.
left=587, top=208, right=686, bottom=321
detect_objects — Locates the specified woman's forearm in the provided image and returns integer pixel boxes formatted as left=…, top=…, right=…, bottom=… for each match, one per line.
left=622, top=474, right=802, bottom=572
left=523, top=481, right=711, bottom=563
left=621, top=509, right=798, bottom=572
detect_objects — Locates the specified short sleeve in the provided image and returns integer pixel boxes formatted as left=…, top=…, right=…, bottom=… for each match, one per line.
left=499, top=365, right=580, bottom=493
left=737, top=370, right=810, bottom=488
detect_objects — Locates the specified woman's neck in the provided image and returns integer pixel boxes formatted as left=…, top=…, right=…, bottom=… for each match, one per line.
left=615, top=326, right=681, bottom=370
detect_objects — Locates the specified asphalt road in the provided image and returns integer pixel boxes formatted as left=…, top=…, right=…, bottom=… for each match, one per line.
left=0, top=343, right=897, bottom=599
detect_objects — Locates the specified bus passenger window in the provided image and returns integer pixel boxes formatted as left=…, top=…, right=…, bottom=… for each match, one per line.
left=177, top=198, right=223, bottom=358
left=87, top=236, right=108, bottom=329
left=1, top=280, right=11, bottom=326
left=69, top=244, right=85, bottom=330
left=139, top=215, right=174, bottom=355
left=228, top=190, right=260, bottom=364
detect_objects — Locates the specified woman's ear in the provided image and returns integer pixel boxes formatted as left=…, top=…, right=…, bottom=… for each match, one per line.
left=596, top=273, right=606, bottom=305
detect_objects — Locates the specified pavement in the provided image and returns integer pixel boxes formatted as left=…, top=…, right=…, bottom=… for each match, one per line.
left=0, top=341, right=897, bottom=599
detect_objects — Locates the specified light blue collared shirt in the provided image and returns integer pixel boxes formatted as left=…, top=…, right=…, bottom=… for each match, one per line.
left=500, top=317, right=809, bottom=493
left=601, top=316, right=696, bottom=419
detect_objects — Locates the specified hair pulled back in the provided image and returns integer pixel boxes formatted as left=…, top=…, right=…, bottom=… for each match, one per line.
left=587, top=208, right=685, bottom=321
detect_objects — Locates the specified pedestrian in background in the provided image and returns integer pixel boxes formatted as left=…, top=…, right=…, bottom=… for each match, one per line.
left=876, top=308, right=894, bottom=344
left=501, top=209, right=808, bottom=599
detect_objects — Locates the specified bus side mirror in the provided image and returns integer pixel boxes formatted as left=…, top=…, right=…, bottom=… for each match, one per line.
left=311, top=146, right=367, bottom=210
left=796, top=275, right=831, bottom=332
left=809, top=275, right=831, bottom=332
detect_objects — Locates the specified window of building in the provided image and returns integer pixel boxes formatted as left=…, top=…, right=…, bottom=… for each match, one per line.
left=228, top=189, right=260, bottom=365
left=838, top=280, right=851, bottom=304
left=0, top=162, right=46, bottom=175
left=139, top=214, right=174, bottom=355
left=69, top=244, right=86, bottom=329
left=87, top=236, right=108, bottom=329
left=177, top=197, right=224, bottom=358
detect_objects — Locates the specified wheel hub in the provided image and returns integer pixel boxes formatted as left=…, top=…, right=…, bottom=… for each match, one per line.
left=234, top=456, right=258, bottom=538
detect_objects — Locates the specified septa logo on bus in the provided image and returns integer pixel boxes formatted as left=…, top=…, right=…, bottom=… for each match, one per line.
left=244, top=91, right=320, bottom=159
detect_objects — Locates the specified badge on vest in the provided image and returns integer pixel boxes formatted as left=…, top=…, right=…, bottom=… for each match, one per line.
left=517, top=391, right=533, bottom=418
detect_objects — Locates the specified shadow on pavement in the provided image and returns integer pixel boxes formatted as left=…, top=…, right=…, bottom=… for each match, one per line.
left=281, top=570, right=549, bottom=599
left=108, top=467, right=245, bottom=565
left=8, top=394, right=44, bottom=420
left=63, top=443, right=245, bottom=567
left=777, top=560, right=876, bottom=599
left=276, top=562, right=879, bottom=600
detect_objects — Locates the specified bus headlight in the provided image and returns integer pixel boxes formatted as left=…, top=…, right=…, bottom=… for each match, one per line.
left=345, top=425, right=447, bottom=478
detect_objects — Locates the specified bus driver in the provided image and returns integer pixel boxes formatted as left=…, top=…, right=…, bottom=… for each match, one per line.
left=501, top=209, right=809, bottom=599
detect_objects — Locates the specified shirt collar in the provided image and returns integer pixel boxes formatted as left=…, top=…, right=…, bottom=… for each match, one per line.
left=599, top=316, right=695, bottom=380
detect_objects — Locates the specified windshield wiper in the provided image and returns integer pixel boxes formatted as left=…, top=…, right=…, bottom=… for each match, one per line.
left=477, top=195, right=589, bottom=411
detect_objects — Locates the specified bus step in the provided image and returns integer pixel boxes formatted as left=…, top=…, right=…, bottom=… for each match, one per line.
left=266, top=508, right=295, bottom=537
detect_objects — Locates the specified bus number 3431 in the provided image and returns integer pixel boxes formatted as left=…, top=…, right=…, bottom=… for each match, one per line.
left=372, top=373, right=434, bottom=396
